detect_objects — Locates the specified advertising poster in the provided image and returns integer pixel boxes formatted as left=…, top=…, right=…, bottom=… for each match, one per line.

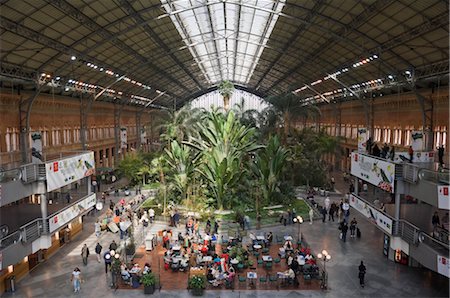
left=438, top=185, right=449, bottom=210
left=357, top=128, right=369, bottom=153
left=437, top=255, right=450, bottom=278
left=411, top=131, right=424, bottom=151
left=31, top=131, right=43, bottom=163
left=351, top=152, right=396, bottom=193
left=45, top=152, right=95, bottom=192
left=120, top=127, right=127, bottom=149
left=48, top=194, right=96, bottom=232
left=349, top=194, right=393, bottom=235
left=393, top=151, right=435, bottom=163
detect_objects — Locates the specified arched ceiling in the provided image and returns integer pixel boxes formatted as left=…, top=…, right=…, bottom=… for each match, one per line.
left=0, top=0, right=448, bottom=109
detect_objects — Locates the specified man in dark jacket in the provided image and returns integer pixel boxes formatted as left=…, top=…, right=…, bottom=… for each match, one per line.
left=358, top=261, right=366, bottom=287
left=95, top=242, right=102, bottom=263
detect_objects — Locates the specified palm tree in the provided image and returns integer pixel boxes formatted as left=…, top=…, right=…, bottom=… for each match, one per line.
left=264, top=92, right=320, bottom=143
left=218, top=80, right=234, bottom=111
left=232, top=97, right=259, bottom=128
left=150, top=155, right=169, bottom=215
left=158, top=105, right=201, bottom=144
left=184, top=109, right=262, bottom=209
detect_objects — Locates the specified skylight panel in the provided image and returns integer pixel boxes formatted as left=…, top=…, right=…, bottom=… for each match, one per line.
left=161, top=0, right=285, bottom=86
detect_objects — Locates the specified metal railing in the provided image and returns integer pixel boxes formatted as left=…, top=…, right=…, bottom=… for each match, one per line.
left=393, top=219, right=449, bottom=254
left=0, top=218, right=44, bottom=250
left=418, top=167, right=449, bottom=185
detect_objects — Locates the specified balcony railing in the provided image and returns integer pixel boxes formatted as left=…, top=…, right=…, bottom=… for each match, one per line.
left=0, top=218, right=44, bottom=250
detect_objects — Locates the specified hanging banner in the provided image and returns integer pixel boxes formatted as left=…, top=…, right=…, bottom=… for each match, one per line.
left=437, top=255, right=450, bottom=278
left=438, top=185, right=449, bottom=210
left=351, top=152, right=395, bottom=193
left=357, top=128, right=369, bottom=153
left=48, top=193, right=96, bottom=233
left=411, top=131, right=424, bottom=151
left=393, top=151, right=435, bottom=163
left=120, top=127, right=127, bottom=149
left=349, top=194, right=393, bottom=235
left=31, top=131, right=44, bottom=163
left=45, top=152, right=95, bottom=192
left=140, top=128, right=146, bottom=144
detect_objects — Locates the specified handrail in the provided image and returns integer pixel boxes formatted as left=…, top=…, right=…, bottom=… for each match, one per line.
left=0, top=231, right=21, bottom=249
left=418, top=167, right=450, bottom=184
left=395, top=219, right=449, bottom=251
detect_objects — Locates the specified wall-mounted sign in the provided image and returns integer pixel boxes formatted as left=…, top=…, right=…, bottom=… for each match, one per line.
left=45, top=152, right=95, bottom=192
left=49, top=193, right=96, bottom=233
left=351, top=152, right=395, bottom=193
left=120, top=127, right=127, bottom=149
left=357, top=128, right=369, bottom=153
left=437, top=255, right=450, bottom=278
left=31, top=131, right=43, bottom=163
left=438, top=185, right=449, bottom=210
left=349, top=194, right=393, bottom=235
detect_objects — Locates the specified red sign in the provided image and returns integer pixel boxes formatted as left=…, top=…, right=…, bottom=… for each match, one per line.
left=53, top=162, right=59, bottom=172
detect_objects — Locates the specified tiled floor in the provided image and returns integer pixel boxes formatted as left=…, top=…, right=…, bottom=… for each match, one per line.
left=4, top=172, right=449, bottom=298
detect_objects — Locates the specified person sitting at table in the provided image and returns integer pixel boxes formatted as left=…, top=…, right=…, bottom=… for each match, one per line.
left=179, top=255, right=189, bottom=271
left=121, top=264, right=132, bottom=284
left=164, top=251, right=172, bottom=264
left=266, top=232, right=273, bottom=246
left=285, top=239, right=293, bottom=250
left=196, top=252, right=203, bottom=265
left=207, top=269, right=215, bottom=282
left=143, top=263, right=151, bottom=274
left=284, top=267, right=296, bottom=285
left=130, top=263, right=141, bottom=274
left=290, top=258, right=300, bottom=274
left=213, top=254, right=221, bottom=266
left=249, top=232, right=257, bottom=245
left=178, top=232, right=184, bottom=242
left=200, top=244, right=208, bottom=256
left=287, top=253, right=294, bottom=266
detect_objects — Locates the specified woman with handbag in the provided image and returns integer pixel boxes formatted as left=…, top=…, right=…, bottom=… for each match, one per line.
left=71, top=267, right=82, bottom=293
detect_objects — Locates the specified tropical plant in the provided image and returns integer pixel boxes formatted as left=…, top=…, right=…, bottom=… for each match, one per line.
left=218, top=80, right=234, bottom=110
left=264, top=92, right=320, bottom=143
left=140, top=272, right=157, bottom=286
left=158, top=105, right=200, bottom=144
left=117, top=154, right=143, bottom=185
left=252, top=136, right=289, bottom=224
left=184, top=109, right=262, bottom=209
left=188, top=275, right=206, bottom=289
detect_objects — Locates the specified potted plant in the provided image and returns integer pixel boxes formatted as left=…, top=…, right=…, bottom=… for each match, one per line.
left=188, top=275, right=206, bottom=296
left=140, top=272, right=157, bottom=294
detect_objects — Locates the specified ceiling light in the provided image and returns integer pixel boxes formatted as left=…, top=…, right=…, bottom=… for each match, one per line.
left=388, top=75, right=394, bottom=79
left=71, top=56, right=77, bottom=61
left=405, top=70, right=411, bottom=75
left=373, top=54, right=378, bottom=59
left=99, top=68, right=104, bottom=71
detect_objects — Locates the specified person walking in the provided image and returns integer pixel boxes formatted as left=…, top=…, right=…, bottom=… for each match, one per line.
left=329, top=202, right=336, bottom=222
left=408, top=146, right=414, bottom=163
left=95, top=242, right=102, bottom=263
left=350, top=218, right=357, bottom=238
left=71, top=267, right=82, bottom=293
left=321, top=206, right=327, bottom=223
left=341, top=222, right=348, bottom=242
left=438, top=145, right=445, bottom=166
left=309, top=208, right=314, bottom=224
left=358, top=261, right=366, bottom=287
left=81, top=244, right=89, bottom=265
left=104, top=251, right=112, bottom=274
left=213, top=220, right=219, bottom=234
left=109, top=240, right=117, bottom=251
left=149, top=208, right=155, bottom=223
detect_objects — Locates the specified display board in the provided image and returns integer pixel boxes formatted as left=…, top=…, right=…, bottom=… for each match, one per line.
left=437, top=255, right=450, bottom=278
left=393, top=151, right=435, bottom=163
left=48, top=194, right=96, bottom=232
left=357, top=128, right=369, bottom=153
left=351, top=152, right=395, bottom=193
left=45, top=152, right=95, bottom=192
left=349, top=194, right=393, bottom=235
left=438, top=185, right=449, bottom=210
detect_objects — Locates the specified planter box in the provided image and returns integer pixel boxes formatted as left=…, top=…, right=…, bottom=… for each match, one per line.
left=191, top=288, right=204, bottom=296
left=144, top=285, right=155, bottom=294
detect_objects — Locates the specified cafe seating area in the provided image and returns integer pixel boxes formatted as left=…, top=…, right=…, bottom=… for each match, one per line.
left=119, top=229, right=321, bottom=291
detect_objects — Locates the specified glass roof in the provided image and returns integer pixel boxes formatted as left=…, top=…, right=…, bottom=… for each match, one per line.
left=161, top=0, right=286, bottom=86
left=190, top=89, right=268, bottom=112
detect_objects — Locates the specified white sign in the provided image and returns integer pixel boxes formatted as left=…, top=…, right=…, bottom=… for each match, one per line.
left=393, top=151, right=435, bottom=163
left=349, top=194, right=393, bottom=235
left=438, top=185, right=449, bottom=210
left=351, top=152, right=396, bottom=193
left=437, top=255, right=450, bottom=278
left=31, top=131, right=43, bottom=163
left=357, top=128, right=369, bottom=153
left=120, top=127, right=127, bottom=149
left=45, top=152, right=95, bottom=192
left=411, top=131, right=424, bottom=151
left=48, top=193, right=96, bottom=232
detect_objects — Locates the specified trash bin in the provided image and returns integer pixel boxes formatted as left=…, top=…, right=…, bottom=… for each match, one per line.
left=5, top=275, right=15, bottom=292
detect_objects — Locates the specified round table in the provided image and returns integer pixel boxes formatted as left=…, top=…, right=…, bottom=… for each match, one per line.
left=253, top=244, right=262, bottom=250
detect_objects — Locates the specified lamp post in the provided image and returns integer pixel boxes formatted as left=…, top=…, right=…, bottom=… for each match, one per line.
left=317, top=249, right=331, bottom=289
left=293, top=215, right=303, bottom=244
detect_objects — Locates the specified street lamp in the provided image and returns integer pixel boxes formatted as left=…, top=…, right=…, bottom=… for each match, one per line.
left=317, top=249, right=331, bottom=289
left=293, top=215, right=303, bottom=244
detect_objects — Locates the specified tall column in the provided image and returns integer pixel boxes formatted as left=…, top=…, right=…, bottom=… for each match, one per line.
left=40, top=194, right=48, bottom=233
